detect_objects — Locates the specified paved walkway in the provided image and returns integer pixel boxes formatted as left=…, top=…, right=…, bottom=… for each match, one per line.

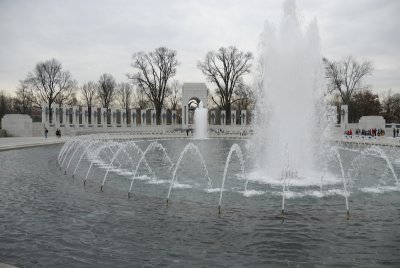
left=331, top=135, right=400, bottom=147
left=1, top=133, right=399, bottom=152
left=0, top=137, right=66, bottom=152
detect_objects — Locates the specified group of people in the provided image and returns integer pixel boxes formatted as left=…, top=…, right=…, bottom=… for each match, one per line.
left=345, top=128, right=386, bottom=138
left=44, top=128, right=62, bottom=138
left=55, top=128, right=62, bottom=138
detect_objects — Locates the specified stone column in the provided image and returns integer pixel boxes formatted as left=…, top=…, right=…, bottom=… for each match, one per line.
left=231, top=110, right=236, bottom=125
left=130, top=108, right=136, bottom=127
left=110, top=108, right=116, bottom=127
left=241, top=110, right=247, bottom=125
left=64, top=106, right=70, bottom=125
left=161, top=109, right=166, bottom=125
left=182, top=105, right=188, bottom=129
left=210, top=110, right=215, bottom=125
left=172, top=110, right=177, bottom=125
left=82, top=107, right=88, bottom=127
left=90, top=107, right=96, bottom=127
left=122, top=110, right=127, bottom=128
left=101, top=108, right=107, bottom=127
left=151, top=110, right=156, bottom=125
left=141, top=110, right=147, bottom=126
left=221, top=110, right=226, bottom=126
left=53, top=103, right=60, bottom=128
left=71, top=106, right=77, bottom=126
left=340, top=105, right=348, bottom=129
left=50, top=106, right=56, bottom=126
left=92, top=108, right=98, bottom=128
left=41, top=102, right=48, bottom=125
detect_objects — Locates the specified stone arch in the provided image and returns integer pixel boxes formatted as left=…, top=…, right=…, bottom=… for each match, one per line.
left=181, top=83, right=208, bottom=129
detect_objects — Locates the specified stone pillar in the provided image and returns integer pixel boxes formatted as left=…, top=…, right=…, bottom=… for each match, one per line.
left=231, top=110, right=236, bottom=125
left=53, top=103, right=60, bottom=128
left=182, top=105, right=188, bottom=129
left=41, top=102, right=48, bottom=125
left=221, top=110, right=226, bottom=125
left=50, top=106, right=56, bottom=125
left=90, top=107, right=95, bottom=126
left=92, top=108, right=97, bottom=128
left=172, top=110, right=177, bottom=125
left=141, top=110, right=147, bottom=126
left=210, top=110, right=215, bottom=125
left=82, top=107, right=88, bottom=127
left=77, top=106, right=81, bottom=126
left=131, top=108, right=136, bottom=127
left=241, top=110, right=247, bottom=125
left=340, top=105, right=348, bottom=129
left=151, top=110, right=156, bottom=125
left=161, top=109, right=167, bottom=125
left=101, top=108, right=107, bottom=127
left=64, top=106, right=70, bottom=125
left=71, top=106, right=77, bottom=126
left=122, top=110, right=127, bottom=128
left=110, top=108, right=116, bottom=127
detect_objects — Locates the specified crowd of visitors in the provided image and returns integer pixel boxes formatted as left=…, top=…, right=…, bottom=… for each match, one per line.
left=345, top=128, right=388, bottom=138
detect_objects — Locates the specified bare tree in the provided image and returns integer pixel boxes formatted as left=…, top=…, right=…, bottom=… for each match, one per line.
left=24, top=58, right=77, bottom=123
left=166, top=80, right=182, bottom=110
left=197, top=46, right=253, bottom=122
left=128, top=47, right=179, bottom=124
left=81, top=81, right=97, bottom=123
left=233, top=81, right=255, bottom=111
left=97, top=73, right=117, bottom=110
left=324, top=56, right=374, bottom=104
left=14, top=80, right=34, bottom=114
left=117, top=82, right=133, bottom=114
left=133, top=86, right=150, bottom=110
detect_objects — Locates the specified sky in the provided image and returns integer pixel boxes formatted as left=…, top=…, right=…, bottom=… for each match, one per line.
left=0, top=0, right=399, bottom=96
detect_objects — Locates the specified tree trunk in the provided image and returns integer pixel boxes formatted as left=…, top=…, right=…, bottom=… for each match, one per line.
left=225, top=100, right=231, bottom=125
left=156, top=104, right=162, bottom=125
left=49, top=100, right=53, bottom=124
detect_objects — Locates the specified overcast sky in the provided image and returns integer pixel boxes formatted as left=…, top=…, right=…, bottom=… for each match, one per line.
left=0, top=0, right=399, bottom=96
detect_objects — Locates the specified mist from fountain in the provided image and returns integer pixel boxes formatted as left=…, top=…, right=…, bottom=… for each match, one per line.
left=253, top=0, right=333, bottom=179
left=193, top=101, right=208, bottom=139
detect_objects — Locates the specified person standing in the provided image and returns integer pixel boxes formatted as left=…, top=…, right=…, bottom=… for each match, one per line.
left=45, top=128, right=48, bottom=139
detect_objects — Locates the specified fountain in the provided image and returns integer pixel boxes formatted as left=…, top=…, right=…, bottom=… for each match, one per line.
left=53, top=0, right=400, bottom=221
left=3, top=1, right=400, bottom=266
left=193, top=101, right=208, bottom=139
left=253, top=0, right=332, bottom=178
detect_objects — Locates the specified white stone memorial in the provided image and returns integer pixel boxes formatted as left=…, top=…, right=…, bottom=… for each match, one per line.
left=241, top=110, right=247, bottom=125
left=151, top=110, right=156, bottom=125
left=340, top=105, right=348, bottom=129
left=221, top=110, right=226, bottom=125
left=161, top=109, right=167, bottom=125
left=131, top=109, right=136, bottom=126
left=171, top=110, right=177, bottom=125
left=2, top=114, right=32, bottom=137
left=210, top=110, right=215, bottom=125
left=231, top=110, right=236, bottom=125
left=359, top=116, right=385, bottom=130
left=141, top=110, right=147, bottom=126
left=101, top=108, right=107, bottom=127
